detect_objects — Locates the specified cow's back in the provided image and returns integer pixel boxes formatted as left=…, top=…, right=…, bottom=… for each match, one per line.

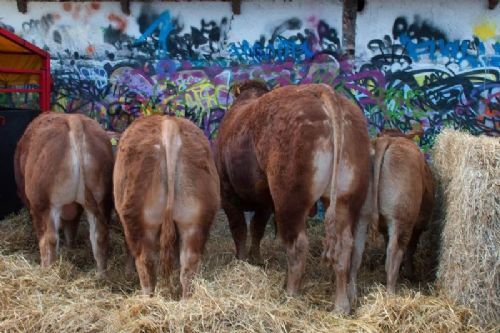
left=217, top=84, right=369, bottom=210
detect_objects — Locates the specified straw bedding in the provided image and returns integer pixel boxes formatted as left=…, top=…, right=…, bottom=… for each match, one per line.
left=0, top=206, right=488, bottom=332
left=433, top=129, right=499, bottom=327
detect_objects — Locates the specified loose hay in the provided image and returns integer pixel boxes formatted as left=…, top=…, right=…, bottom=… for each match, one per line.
left=433, top=129, right=500, bottom=327
left=0, top=208, right=487, bottom=333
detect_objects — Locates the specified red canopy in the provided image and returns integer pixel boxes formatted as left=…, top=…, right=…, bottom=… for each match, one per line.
left=0, top=28, right=51, bottom=111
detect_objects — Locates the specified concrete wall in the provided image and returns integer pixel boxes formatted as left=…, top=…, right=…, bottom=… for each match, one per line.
left=0, top=0, right=498, bottom=149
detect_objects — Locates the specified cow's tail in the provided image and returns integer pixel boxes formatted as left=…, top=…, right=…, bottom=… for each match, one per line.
left=68, top=116, right=86, bottom=200
left=159, top=119, right=181, bottom=278
left=372, top=138, right=390, bottom=231
left=320, top=87, right=344, bottom=266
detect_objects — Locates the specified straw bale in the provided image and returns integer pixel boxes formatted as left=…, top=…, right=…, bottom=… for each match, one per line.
left=433, top=129, right=499, bottom=327
left=432, top=129, right=468, bottom=184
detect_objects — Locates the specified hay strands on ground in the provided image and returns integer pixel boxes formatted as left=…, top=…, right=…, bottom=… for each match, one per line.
left=0, top=207, right=488, bottom=332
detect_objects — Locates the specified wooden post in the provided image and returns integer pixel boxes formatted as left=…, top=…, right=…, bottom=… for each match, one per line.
left=232, top=0, right=241, bottom=15
left=342, top=0, right=357, bottom=59
left=16, top=0, right=27, bottom=14
left=120, top=0, right=131, bottom=15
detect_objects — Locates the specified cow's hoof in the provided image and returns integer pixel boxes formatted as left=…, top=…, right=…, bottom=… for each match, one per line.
left=96, top=270, right=109, bottom=280
left=248, top=253, right=264, bottom=266
left=235, top=253, right=247, bottom=261
left=334, top=301, right=351, bottom=315
left=181, top=290, right=193, bottom=300
left=386, top=285, right=396, bottom=295
left=140, top=288, right=154, bottom=297
left=285, top=284, right=300, bottom=297
left=40, top=258, right=56, bottom=269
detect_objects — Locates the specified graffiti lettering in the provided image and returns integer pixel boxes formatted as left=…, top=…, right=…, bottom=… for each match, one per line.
left=2, top=5, right=497, bottom=148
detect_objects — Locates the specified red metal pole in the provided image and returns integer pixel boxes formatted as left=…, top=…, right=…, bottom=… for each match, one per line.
left=45, top=56, right=51, bottom=112
left=39, top=70, right=45, bottom=111
left=38, top=55, right=51, bottom=112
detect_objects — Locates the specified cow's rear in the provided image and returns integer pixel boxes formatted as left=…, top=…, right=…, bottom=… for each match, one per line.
left=216, top=82, right=371, bottom=313
left=349, top=132, right=435, bottom=295
left=375, top=136, right=434, bottom=292
left=114, top=115, right=220, bottom=297
left=14, top=113, right=113, bottom=274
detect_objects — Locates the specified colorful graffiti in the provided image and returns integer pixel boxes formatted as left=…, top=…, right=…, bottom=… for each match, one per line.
left=352, top=16, right=500, bottom=147
left=1, top=4, right=498, bottom=148
left=391, top=16, right=499, bottom=68
left=228, top=19, right=340, bottom=64
left=53, top=13, right=500, bottom=147
left=133, top=9, right=231, bottom=61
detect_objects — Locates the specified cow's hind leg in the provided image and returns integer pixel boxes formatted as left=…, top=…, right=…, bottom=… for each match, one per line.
left=326, top=200, right=355, bottom=314
left=124, top=224, right=159, bottom=296
left=385, top=220, right=409, bottom=293
left=178, top=223, right=210, bottom=299
left=222, top=201, right=247, bottom=260
left=249, top=208, right=272, bottom=265
left=85, top=205, right=110, bottom=277
left=402, top=227, right=422, bottom=281
left=348, top=208, right=371, bottom=304
left=125, top=245, right=136, bottom=277
left=34, top=206, right=60, bottom=267
left=135, top=235, right=158, bottom=296
left=274, top=207, right=309, bottom=296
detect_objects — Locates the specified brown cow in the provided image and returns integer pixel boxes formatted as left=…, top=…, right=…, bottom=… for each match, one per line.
left=113, top=115, right=220, bottom=298
left=14, top=113, right=113, bottom=275
left=348, top=129, right=434, bottom=295
left=215, top=81, right=371, bottom=313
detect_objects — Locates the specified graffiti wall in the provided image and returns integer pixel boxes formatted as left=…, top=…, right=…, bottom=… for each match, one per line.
left=0, top=0, right=498, bottom=148
left=356, top=0, right=499, bottom=149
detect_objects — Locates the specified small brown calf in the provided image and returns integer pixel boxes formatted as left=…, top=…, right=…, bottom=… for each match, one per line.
left=349, top=129, right=434, bottom=295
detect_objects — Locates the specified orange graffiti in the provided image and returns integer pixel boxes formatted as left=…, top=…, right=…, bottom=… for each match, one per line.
left=90, top=2, right=101, bottom=11
left=86, top=44, right=95, bottom=55
left=108, top=13, right=127, bottom=31
left=62, top=3, right=101, bottom=23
